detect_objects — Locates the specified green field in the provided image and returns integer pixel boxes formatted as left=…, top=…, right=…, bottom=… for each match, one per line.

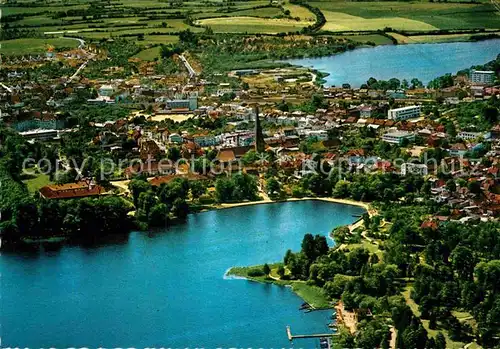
left=283, top=3, right=316, bottom=21
left=310, top=0, right=500, bottom=31
left=133, top=46, right=162, bottom=61
left=322, top=11, right=438, bottom=32
left=197, top=16, right=312, bottom=33
left=1, top=38, right=79, bottom=56
left=3, top=0, right=300, bottom=53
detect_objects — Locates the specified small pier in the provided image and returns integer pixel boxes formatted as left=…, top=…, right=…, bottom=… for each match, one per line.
left=286, top=325, right=337, bottom=341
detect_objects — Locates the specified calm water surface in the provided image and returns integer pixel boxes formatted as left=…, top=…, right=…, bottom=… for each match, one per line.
left=286, top=39, right=500, bottom=87
left=1, top=200, right=365, bottom=348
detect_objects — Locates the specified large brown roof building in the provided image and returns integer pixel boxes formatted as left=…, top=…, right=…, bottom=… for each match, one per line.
left=39, top=182, right=105, bottom=200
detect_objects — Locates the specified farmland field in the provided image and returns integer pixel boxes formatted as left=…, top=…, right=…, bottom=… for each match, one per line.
left=283, top=3, right=316, bottom=21
left=1, top=38, right=79, bottom=56
left=321, top=11, right=438, bottom=32
left=310, top=0, right=500, bottom=31
left=133, top=46, right=162, bottom=61
left=192, top=7, right=284, bottom=19
left=196, top=16, right=313, bottom=33
left=2, top=0, right=499, bottom=56
left=337, top=34, right=395, bottom=45
left=388, top=31, right=500, bottom=44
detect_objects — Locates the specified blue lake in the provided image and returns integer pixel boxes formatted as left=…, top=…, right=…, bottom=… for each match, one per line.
left=1, top=200, right=365, bottom=348
left=286, top=39, right=500, bottom=87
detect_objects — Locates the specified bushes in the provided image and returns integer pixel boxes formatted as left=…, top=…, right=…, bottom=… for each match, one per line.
left=290, top=0, right=325, bottom=34
left=215, top=173, right=259, bottom=203
left=247, top=268, right=266, bottom=277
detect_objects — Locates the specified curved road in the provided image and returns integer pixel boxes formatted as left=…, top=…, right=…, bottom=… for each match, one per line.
left=62, top=36, right=86, bottom=49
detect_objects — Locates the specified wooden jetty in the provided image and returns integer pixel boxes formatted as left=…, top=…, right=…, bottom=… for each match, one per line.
left=286, top=326, right=337, bottom=341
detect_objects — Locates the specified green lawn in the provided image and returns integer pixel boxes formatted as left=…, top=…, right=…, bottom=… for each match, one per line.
left=22, top=172, right=52, bottom=193
left=193, top=7, right=284, bottom=19
left=228, top=264, right=332, bottom=309
left=343, top=238, right=384, bottom=260
left=140, top=35, right=178, bottom=44
left=291, top=282, right=331, bottom=309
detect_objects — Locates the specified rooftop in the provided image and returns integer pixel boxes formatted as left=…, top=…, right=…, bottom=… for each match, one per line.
left=389, top=105, right=421, bottom=112
left=40, top=182, right=105, bottom=199
left=384, top=130, right=415, bottom=137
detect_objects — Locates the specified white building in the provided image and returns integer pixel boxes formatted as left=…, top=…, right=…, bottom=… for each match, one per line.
left=98, top=85, right=116, bottom=97
left=470, top=70, right=495, bottom=85
left=388, top=105, right=421, bottom=121
left=401, top=163, right=428, bottom=176
left=458, top=131, right=482, bottom=140
left=305, top=130, right=328, bottom=141
left=19, top=129, right=59, bottom=141
left=382, top=130, right=416, bottom=144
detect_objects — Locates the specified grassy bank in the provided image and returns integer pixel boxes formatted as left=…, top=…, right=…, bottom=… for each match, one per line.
left=227, top=264, right=332, bottom=309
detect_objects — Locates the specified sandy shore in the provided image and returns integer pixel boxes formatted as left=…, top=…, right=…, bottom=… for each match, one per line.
left=214, top=196, right=373, bottom=214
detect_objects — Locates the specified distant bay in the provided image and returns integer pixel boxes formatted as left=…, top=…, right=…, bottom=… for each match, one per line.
left=285, top=39, right=500, bottom=87
left=1, top=200, right=365, bottom=348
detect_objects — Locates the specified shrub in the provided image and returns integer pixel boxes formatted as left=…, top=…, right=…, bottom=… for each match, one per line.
left=247, top=268, right=265, bottom=277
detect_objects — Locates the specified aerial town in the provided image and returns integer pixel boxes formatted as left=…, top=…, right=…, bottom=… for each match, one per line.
left=2, top=44, right=499, bottom=223
left=1, top=0, right=500, bottom=347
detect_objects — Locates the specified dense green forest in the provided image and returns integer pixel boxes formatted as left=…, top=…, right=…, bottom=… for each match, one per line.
left=273, top=200, right=500, bottom=348
left=0, top=125, right=132, bottom=246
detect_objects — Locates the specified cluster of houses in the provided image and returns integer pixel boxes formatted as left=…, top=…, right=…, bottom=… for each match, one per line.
left=2, top=49, right=498, bottom=226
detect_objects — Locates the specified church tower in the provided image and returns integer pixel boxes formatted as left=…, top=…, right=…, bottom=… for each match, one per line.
left=254, top=105, right=265, bottom=153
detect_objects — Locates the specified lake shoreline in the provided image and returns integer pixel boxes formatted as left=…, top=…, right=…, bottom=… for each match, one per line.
left=222, top=198, right=372, bottom=310
left=5, top=197, right=369, bottom=250
left=225, top=264, right=334, bottom=310
left=212, top=196, right=370, bottom=212
left=3, top=200, right=360, bottom=346
left=284, top=38, right=500, bottom=87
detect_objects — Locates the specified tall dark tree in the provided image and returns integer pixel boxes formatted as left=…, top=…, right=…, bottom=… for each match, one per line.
left=254, top=106, right=265, bottom=153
